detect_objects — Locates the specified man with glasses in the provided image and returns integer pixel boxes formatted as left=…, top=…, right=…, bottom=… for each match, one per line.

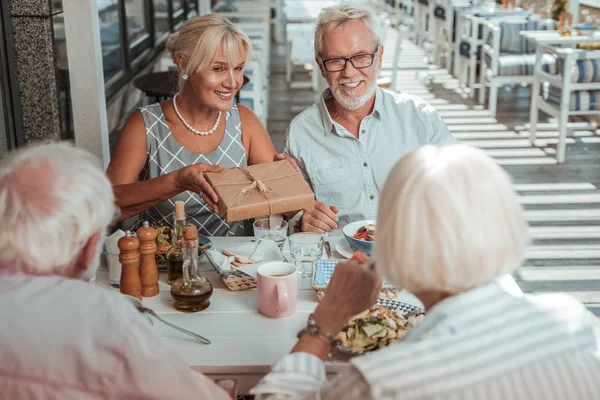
left=284, top=4, right=457, bottom=234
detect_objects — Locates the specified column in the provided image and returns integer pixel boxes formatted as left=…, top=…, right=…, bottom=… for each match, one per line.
left=8, top=0, right=61, bottom=143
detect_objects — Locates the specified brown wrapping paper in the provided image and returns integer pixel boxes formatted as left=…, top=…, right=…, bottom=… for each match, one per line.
left=204, top=160, right=315, bottom=222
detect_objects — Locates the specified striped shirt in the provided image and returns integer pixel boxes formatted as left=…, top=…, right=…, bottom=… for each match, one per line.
left=251, top=282, right=600, bottom=400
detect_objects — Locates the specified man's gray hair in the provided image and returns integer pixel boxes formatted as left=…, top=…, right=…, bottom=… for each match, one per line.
left=0, top=141, right=117, bottom=276
left=376, top=145, right=529, bottom=295
left=313, top=3, right=382, bottom=55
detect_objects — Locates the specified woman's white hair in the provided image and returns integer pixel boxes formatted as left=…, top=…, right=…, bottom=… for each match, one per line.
left=376, top=145, right=528, bottom=295
left=314, top=3, right=382, bottom=55
left=0, top=141, right=117, bottom=276
left=166, top=14, right=253, bottom=92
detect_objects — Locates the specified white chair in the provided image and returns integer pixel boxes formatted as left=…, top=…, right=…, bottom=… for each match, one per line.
left=239, top=60, right=267, bottom=125
left=529, top=41, right=600, bottom=163
left=414, top=0, right=430, bottom=46
left=440, top=0, right=471, bottom=74
left=479, top=16, right=556, bottom=116
left=285, top=23, right=314, bottom=84
left=455, top=10, right=533, bottom=97
left=270, top=0, right=283, bottom=43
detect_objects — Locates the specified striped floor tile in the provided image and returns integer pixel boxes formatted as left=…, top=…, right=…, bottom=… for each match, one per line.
left=497, top=158, right=557, bottom=166
left=523, top=209, right=600, bottom=221
left=518, top=193, right=600, bottom=205
left=485, top=148, right=548, bottom=158
left=516, top=266, right=600, bottom=281
left=514, top=183, right=597, bottom=191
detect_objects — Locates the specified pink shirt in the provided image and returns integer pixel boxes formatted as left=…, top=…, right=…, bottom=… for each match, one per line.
left=0, top=273, right=229, bottom=399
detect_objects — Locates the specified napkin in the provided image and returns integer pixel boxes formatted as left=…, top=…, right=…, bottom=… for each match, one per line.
left=210, top=240, right=285, bottom=279
left=206, top=248, right=235, bottom=272
left=105, top=229, right=126, bottom=255
left=237, top=240, right=284, bottom=279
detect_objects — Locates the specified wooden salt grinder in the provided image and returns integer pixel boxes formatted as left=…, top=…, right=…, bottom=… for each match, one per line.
left=137, top=221, right=160, bottom=297
left=119, top=231, right=142, bottom=301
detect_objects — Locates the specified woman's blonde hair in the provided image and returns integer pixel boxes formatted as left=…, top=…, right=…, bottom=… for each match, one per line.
left=166, top=14, right=252, bottom=92
left=376, top=145, right=529, bottom=295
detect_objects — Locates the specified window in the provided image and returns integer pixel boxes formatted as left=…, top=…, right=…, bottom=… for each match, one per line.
left=97, top=0, right=197, bottom=98
left=0, top=0, right=20, bottom=154
left=154, top=0, right=170, bottom=42
left=173, top=0, right=186, bottom=30
left=187, top=0, right=198, bottom=19
left=125, top=0, right=149, bottom=46
left=0, top=69, right=9, bottom=156
left=97, top=0, right=123, bottom=81
left=126, top=0, right=151, bottom=61
left=173, top=0, right=184, bottom=12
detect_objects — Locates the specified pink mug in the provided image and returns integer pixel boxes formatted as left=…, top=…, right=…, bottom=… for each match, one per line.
left=257, top=262, right=298, bottom=318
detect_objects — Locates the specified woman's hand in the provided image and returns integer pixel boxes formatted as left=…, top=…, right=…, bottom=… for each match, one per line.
left=175, top=163, right=225, bottom=213
left=312, top=260, right=382, bottom=336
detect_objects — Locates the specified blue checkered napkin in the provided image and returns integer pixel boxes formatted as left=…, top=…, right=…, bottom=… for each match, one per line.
left=376, top=299, right=424, bottom=314
left=312, top=259, right=339, bottom=288
left=312, top=259, right=395, bottom=289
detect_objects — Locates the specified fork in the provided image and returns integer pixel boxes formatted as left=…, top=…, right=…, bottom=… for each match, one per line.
left=137, top=306, right=211, bottom=345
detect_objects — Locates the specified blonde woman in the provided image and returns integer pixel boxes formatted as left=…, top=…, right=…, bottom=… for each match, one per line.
left=107, top=14, right=279, bottom=236
left=252, top=145, right=600, bottom=399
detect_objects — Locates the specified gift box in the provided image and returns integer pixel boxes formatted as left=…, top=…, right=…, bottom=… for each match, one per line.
left=204, top=160, right=315, bottom=222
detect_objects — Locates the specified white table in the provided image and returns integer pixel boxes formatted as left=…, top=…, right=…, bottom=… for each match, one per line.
left=97, top=236, right=521, bottom=394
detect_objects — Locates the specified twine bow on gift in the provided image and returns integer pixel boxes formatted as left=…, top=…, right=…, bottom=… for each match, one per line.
left=235, top=167, right=279, bottom=215
left=239, top=167, right=270, bottom=195
left=212, top=164, right=298, bottom=219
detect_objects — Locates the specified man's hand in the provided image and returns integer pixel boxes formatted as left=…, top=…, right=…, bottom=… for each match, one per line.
left=273, top=153, right=301, bottom=174
left=300, top=202, right=339, bottom=233
left=312, top=260, right=382, bottom=336
left=174, top=163, right=225, bottom=213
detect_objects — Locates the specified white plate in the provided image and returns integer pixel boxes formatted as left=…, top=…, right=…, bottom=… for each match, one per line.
left=335, top=237, right=354, bottom=259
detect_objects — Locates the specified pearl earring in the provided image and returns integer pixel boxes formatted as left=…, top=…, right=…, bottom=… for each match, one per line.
left=182, top=74, right=188, bottom=80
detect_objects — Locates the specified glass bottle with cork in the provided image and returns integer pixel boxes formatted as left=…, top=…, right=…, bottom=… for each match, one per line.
left=166, top=201, right=186, bottom=284
left=170, top=224, right=213, bottom=312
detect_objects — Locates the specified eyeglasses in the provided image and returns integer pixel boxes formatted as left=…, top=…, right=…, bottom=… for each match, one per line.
left=319, top=45, right=380, bottom=72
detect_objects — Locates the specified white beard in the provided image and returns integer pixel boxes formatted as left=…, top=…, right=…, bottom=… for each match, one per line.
left=330, top=66, right=379, bottom=111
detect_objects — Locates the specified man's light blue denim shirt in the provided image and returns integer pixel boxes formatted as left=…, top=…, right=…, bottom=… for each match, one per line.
left=284, top=86, right=457, bottom=229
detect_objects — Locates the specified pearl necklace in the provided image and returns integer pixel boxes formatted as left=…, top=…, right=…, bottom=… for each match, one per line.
left=172, top=93, right=222, bottom=136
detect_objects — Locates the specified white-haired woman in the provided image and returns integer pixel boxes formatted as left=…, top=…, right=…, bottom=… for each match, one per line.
left=251, top=145, right=600, bottom=399
left=107, top=14, right=280, bottom=236
left=0, top=142, right=231, bottom=398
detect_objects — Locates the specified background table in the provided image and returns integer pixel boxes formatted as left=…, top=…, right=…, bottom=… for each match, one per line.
left=97, top=235, right=521, bottom=394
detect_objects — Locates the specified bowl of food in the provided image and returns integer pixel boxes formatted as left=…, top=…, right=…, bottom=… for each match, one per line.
left=336, top=302, right=424, bottom=355
left=342, top=220, right=375, bottom=256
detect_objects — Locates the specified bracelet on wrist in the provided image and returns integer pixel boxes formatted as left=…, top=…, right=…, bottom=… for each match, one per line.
left=297, top=313, right=341, bottom=347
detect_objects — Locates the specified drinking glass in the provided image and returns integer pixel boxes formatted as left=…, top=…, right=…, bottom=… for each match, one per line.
left=253, top=216, right=288, bottom=249
left=288, top=232, right=324, bottom=279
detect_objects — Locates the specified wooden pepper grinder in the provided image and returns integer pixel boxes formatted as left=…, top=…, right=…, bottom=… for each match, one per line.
left=119, top=231, right=142, bottom=301
left=137, top=221, right=160, bottom=297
